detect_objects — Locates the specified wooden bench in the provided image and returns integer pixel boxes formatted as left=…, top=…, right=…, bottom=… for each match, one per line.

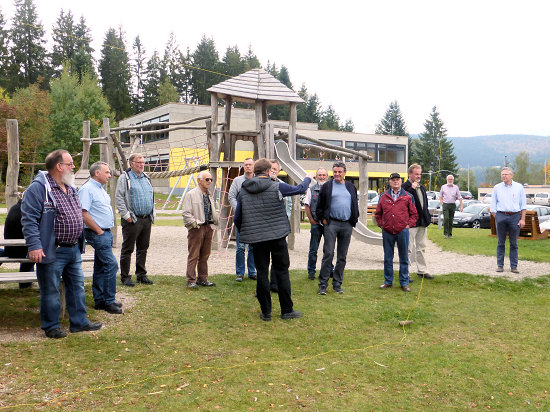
left=490, top=211, right=550, bottom=240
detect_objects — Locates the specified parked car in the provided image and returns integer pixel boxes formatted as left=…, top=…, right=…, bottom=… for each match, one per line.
left=452, top=204, right=491, bottom=229
left=534, top=192, right=550, bottom=206
left=460, top=191, right=474, bottom=200
left=426, top=191, right=440, bottom=200
left=462, top=199, right=481, bottom=208
left=428, top=200, right=442, bottom=223
left=525, top=205, right=550, bottom=225
left=368, top=190, right=378, bottom=201
left=368, top=194, right=379, bottom=207
left=526, top=193, right=536, bottom=204
left=481, top=193, right=492, bottom=204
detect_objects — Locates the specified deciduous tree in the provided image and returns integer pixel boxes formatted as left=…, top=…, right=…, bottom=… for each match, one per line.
left=158, top=78, right=179, bottom=105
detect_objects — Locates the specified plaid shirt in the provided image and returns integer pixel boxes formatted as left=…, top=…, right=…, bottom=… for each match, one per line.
left=46, top=173, right=84, bottom=244
left=128, top=170, right=154, bottom=216
left=203, top=193, right=212, bottom=223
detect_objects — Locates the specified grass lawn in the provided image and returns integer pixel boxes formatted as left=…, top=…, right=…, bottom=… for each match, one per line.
left=1, top=271, right=550, bottom=410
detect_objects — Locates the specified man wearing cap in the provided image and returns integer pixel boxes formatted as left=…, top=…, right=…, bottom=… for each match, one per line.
left=402, top=163, right=433, bottom=280
left=439, top=175, right=463, bottom=238
left=490, top=167, right=526, bottom=274
left=375, top=173, right=418, bottom=292
left=315, top=161, right=359, bottom=295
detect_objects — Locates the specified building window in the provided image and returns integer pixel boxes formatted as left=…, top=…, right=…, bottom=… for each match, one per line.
left=295, top=138, right=343, bottom=160
left=120, top=114, right=170, bottom=145
left=345, top=141, right=376, bottom=162
left=145, top=155, right=170, bottom=172
left=319, top=139, right=343, bottom=160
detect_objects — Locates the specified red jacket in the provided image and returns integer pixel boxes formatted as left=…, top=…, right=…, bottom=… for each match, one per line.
left=375, top=189, right=418, bottom=234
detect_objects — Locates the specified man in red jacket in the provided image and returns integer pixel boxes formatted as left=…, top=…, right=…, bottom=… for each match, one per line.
left=375, top=173, right=418, bottom=292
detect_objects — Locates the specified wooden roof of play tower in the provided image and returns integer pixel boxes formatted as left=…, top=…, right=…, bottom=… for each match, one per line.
left=207, top=68, right=304, bottom=105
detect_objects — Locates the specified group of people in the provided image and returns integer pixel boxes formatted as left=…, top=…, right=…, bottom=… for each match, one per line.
left=12, top=149, right=526, bottom=336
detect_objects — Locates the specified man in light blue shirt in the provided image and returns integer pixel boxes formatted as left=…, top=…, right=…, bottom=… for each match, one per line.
left=490, top=167, right=526, bottom=274
left=78, top=161, right=122, bottom=314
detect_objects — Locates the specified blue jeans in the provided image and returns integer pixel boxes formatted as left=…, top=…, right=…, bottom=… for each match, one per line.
left=307, top=224, right=334, bottom=276
left=382, top=229, right=410, bottom=286
left=235, top=228, right=256, bottom=277
left=495, top=212, right=521, bottom=268
left=35, top=245, right=89, bottom=332
left=85, top=229, right=118, bottom=305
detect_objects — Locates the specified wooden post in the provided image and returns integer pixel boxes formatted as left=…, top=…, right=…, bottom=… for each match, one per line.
left=206, top=118, right=220, bottom=251
left=224, top=96, right=233, bottom=161
left=81, top=121, right=91, bottom=169
left=218, top=168, right=231, bottom=249
left=265, top=122, right=275, bottom=159
left=287, top=102, right=299, bottom=249
left=255, top=101, right=265, bottom=158
left=102, top=118, right=118, bottom=245
left=6, top=119, right=20, bottom=211
left=359, top=151, right=369, bottom=225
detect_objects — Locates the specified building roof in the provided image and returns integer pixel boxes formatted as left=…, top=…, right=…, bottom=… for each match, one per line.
left=207, top=68, right=304, bottom=105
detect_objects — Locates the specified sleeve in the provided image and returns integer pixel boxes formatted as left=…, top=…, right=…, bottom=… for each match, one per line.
left=374, top=199, right=383, bottom=228
left=228, top=178, right=238, bottom=211
left=518, top=185, right=527, bottom=210
left=234, top=194, right=242, bottom=230
left=115, top=174, right=131, bottom=220
left=316, top=184, right=327, bottom=222
left=21, top=186, right=44, bottom=252
left=77, top=185, right=92, bottom=211
left=304, top=188, right=312, bottom=205
left=181, top=191, right=198, bottom=228
left=490, top=187, right=497, bottom=213
left=278, top=177, right=311, bottom=197
left=408, top=198, right=419, bottom=227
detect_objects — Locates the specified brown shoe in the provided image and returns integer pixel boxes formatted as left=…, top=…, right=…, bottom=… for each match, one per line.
left=496, top=267, right=504, bottom=273
left=401, top=286, right=411, bottom=292
left=418, top=273, right=434, bottom=279
left=511, top=268, right=519, bottom=274
left=379, top=284, right=392, bottom=290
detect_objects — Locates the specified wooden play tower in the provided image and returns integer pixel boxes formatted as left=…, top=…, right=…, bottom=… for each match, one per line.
left=206, top=68, right=304, bottom=247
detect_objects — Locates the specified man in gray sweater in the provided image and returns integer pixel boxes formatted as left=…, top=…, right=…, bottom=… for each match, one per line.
left=228, top=158, right=256, bottom=282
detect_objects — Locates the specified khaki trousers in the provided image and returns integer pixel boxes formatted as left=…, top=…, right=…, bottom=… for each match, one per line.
left=186, top=225, right=213, bottom=284
left=408, top=226, right=428, bottom=274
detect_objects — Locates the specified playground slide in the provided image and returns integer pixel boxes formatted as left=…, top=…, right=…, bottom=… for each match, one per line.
left=274, top=141, right=382, bottom=246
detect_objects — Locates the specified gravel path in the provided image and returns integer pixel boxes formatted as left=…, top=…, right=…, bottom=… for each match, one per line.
left=97, top=225, right=550, bottom=281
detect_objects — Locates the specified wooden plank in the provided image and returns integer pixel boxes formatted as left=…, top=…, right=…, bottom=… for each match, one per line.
left=6, top=119, right=20, bottom=211
left=0, top=270, right=94, bottom=284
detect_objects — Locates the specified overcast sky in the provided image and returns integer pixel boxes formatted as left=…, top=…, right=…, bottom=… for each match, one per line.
left=3, top=0, right=550, bottom=137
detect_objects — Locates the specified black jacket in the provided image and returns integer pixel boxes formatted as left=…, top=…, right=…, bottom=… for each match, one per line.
left=315, top=179, right=359, bottom=227
left=402, top=180, right=431, bottom=227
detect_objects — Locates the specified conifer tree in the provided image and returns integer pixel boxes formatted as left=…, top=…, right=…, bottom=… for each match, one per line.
left=142, top=50, right=161, bottom=110
left=190, top=35, right=220, bottom=105
left=71, top=15, right=95, bottom=80
left=412, top=106, right=457, bottom=189
left=7, top=0, right=49, bottom=93
left=51, top=9, right=76, bottom=77
left=132, top=35, right=146, bottom=113
left=98, top=27, right=132, bottom=120
left=0, top=10, right=9, bottom=91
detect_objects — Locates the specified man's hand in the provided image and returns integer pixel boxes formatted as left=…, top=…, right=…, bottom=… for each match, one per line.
left=518, top=219, right=525, bottom=228
left=322, top=219, right=328, bottom=225
left=305, top=172, right=315, bottom=180
left=411, top=181, right=418, bottom=189
left=308, top=218, right=318, bottom=225
left=126, top=217, right=132, bottom=222
left=29, top=249, right=46, bottom=264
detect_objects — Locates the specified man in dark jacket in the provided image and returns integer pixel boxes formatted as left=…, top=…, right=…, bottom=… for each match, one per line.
left=375, top=172, right=418, bottom=292
left=402, top=164, right=433, bottom=280
left=315, top=161, right=359, bottom=296
left=21, top=150, right=101, bottom=338
left=235, top=158, right=313, bottom=321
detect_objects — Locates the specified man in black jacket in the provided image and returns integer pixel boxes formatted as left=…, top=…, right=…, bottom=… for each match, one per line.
left=402, top=164, right=433, bottom=280
left=315, top=161, right=359, bottom=295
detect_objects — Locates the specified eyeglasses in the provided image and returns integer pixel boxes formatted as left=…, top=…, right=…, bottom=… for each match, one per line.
left=59, top=162, right=75, bottom=167
left=204, top=178, right=212, bottom=182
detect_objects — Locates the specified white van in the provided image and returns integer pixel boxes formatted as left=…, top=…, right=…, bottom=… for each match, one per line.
left=534, top=192, right=550, bottom=206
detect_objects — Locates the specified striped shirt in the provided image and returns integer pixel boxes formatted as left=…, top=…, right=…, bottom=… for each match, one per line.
left=46, top=173, right=83, bottom=244
left=128, top=170, right=154, bottom=216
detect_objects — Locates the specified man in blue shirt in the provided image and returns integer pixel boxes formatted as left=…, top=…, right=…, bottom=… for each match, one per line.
left=78, top=162, right=122, bottom=314
left=315, top=161, right=359, bottom=295
left=490, top=167, right=526, bottom=273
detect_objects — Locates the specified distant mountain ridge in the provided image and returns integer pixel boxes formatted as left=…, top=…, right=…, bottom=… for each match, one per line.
left=449, top=134, right=550, bottom=169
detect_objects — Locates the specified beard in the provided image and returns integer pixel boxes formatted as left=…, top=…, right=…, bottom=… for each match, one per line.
left=62, top=171, right=75, bottom=186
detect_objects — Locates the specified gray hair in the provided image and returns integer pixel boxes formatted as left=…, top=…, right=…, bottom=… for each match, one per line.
left=446, top=174, right=454, bottom=180
left=502, top=167, right=514, bottom=174
left=197, top=170, right=211, bottom=180
left=89, top=161, right=109, bottom=177
left=129, top=153, right=144, bottom=163
left=332, top=161, right=346, bottom=171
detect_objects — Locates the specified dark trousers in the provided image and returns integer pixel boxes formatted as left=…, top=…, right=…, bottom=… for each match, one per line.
left=318, top=220, right=353, bottom=289
left=253, top=237, right=293, bottom=316
left=120, top=216, right=152, bottom=280
left=186, top=224, right=213, bottom=283
left=442, top=203, right=456, bottom=236
left=495, top=212, right=521, bottom=268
